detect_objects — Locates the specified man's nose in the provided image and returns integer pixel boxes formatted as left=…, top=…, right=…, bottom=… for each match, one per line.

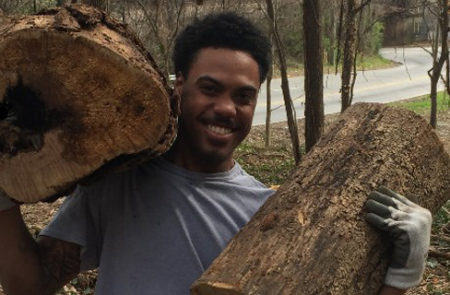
left=213, top=94, right=236, bottom=118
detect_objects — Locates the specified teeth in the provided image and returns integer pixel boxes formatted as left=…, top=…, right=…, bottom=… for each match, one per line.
left=208, top=124, right=232, bottom=135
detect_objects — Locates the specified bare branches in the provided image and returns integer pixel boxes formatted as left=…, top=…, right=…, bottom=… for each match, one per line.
left=264, top=0, right=301, bottom=163
left=335, top=0, right=345, bottom=75
left=426, top=0, right=448, bottom=128
left=355, top=0, right=371, bottom=13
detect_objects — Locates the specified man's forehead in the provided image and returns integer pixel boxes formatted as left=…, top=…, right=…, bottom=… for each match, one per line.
left=190, top=47, right=259, bottom=72
left=187, top=48, right=260, bottom=85
left=195, top=75, right=259, bottom=93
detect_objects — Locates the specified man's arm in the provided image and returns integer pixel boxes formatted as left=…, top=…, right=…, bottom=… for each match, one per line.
left=0, top=205, right=81, bottom=295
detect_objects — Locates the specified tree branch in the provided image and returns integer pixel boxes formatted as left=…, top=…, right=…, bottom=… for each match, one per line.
left=355, top=0, right=371, bottom=13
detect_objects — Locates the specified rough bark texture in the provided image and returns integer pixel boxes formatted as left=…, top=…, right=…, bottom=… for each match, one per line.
left=429, top=0, right=448, bottom=128
left=0, top=5, right=178, bottom=203
left=191, top=103, right=450, bottom=295
left=340, top=0, right=357, bottom=112
left=303, top=0, right=324, bottom=152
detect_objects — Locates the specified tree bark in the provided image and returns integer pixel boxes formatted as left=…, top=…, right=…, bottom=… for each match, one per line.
left=191, top=103, right=450, bottom=295
left=0, top=4, right=178, bottom=203
left=429, top=0, right=448, bottom=129
left=335, top=0, right=345, bottom=75
left=265, top=43, right=273, bottom=148
left=341, top=0, right=357, bottom=112
left=303, top=0, right=324, bottom=152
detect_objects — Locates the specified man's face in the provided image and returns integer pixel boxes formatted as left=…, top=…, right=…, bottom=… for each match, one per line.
left=174, top=47, right=260, bottom=169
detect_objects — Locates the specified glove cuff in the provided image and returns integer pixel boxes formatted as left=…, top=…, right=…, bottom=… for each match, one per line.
left=0, top=191, right=17, bottom=212
left=384, top=265, right=425, bottom=290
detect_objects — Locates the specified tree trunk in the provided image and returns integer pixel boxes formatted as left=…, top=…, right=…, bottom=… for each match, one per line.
left=335, top=0, right=345, bottom=75
left=349, top=7, right=364, bottom=106
left=429, top=0, right=448, bottom=129
left=191, top=103, right=450, bottom=295
left=265, top=47, right=273, bottom=148
left=341, top=0, right=357, bottom=112
left=430, top=74, right=439, bottom=128
left=303, top=0, right=324, bottom=152
left=266, top=0, right=301, bottom=163
left=0, top=4, right=178, bottom=203
left=325, top=4, right=336, bottom=66
left=446, top=54, right=450, bottom=97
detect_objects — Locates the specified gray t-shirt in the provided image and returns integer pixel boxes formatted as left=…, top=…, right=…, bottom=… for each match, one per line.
left=40, top=157, right=273, bottom=294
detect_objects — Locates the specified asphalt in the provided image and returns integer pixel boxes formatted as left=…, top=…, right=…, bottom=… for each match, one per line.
left=252, top=47, right=445, bottom=125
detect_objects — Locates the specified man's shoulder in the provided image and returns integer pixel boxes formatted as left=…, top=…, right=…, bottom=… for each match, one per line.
left=81, top=156, right=165, bottom=188
left=232, top=161, right=269, bottom=189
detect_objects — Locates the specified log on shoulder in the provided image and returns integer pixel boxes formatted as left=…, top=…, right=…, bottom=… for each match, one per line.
left=0, top=4, right=178, bottom=203
left=191, top=103, right=450, bottom=295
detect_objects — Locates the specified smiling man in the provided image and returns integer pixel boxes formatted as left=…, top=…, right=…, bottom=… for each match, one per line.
left=0, top=12, right=431, bottom=295
left=165, top=47, right=260, bottom=172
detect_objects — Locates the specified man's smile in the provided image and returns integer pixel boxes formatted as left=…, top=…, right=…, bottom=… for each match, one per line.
left=207, top=124, right=232, bottom=135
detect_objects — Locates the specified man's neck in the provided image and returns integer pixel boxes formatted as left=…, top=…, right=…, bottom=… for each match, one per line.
left=163, top=144, right=235, bottom=173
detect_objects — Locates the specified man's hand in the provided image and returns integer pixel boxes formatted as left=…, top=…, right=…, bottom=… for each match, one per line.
left=365, top=186, right=432, bottom=290
left=0, top=193, right=81, bottom=294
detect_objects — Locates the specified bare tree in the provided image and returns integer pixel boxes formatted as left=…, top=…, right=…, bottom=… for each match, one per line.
left=424, top=0, right=448, bottom=128
left=303, top=0, right=324, bottom=152
left=124, top=0, right=186, bottom=78
left=335, top=0, right=345, bottom=74
left=265, top=0, right=301, bottom=163
left=323, top=0, right=341, bottom=67
left=265, top=36, right=274, bottom=148
left=340, top=0, right=357, bottom=112
left=340, top=0, right=371, bottom=113
left=445, top=53, right=450, bottom=96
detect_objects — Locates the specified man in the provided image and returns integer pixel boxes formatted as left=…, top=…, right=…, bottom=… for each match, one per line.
left=0, top=13, right=431, bottom=295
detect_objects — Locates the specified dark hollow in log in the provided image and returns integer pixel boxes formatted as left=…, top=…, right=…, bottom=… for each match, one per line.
left=0, top=4, right=178, bottom=203
left=191, top=103, right=450, bottom=295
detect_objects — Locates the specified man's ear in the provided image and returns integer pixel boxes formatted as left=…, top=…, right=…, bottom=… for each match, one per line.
left=174, top=72, right=184, bottom=97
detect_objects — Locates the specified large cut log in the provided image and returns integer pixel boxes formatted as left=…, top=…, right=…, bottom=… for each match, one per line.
left=191, top=103, right=450, bottom=295
left=0, top=5, right=178, bottom=203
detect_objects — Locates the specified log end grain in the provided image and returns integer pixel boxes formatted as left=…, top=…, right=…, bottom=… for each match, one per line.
left=0, top=5, right=178, bottom=202
left=191, top=282, right=244, bottom=295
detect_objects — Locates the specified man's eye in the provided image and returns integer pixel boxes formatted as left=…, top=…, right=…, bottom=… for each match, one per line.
left=236, top=93, right=255, bottom=105
left=200, top=85, right=218, bottom=94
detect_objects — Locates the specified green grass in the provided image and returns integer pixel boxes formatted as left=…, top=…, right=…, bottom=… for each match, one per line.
left=355, top=54, right=399, bottom=71
left=388, top=91, right=450, bottom=115
left=235, top=141, right=296, bottom=186
left=273, top=53, right=398, bottom=78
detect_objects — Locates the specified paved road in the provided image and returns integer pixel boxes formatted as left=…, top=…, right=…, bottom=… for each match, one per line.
left=253, top=47, right=445, bottom=125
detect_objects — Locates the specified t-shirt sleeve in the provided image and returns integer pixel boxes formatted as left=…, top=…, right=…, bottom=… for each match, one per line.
left=39, top=185, right=101, bottom=271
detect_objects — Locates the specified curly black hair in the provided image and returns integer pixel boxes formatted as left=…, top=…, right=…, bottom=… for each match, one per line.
left=173, top=12, right=272, bottom=83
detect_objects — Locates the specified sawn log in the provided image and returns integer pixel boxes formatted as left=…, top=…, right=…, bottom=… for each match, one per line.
left=191, top=103, right=450, bottom=295
left=0, top=5, right=178, bottom=203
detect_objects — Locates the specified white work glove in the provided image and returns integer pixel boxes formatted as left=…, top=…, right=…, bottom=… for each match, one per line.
left=365, top=186, right=432, bottom=290
left=0, top=191, right=16, bottom=211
